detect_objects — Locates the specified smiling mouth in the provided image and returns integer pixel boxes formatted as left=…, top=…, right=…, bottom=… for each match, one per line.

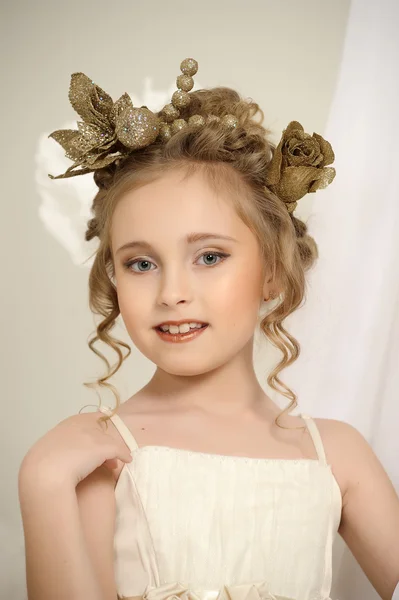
left=155, top=323, right=209, bottom=343
left=156, top=324, right=208, bottom=332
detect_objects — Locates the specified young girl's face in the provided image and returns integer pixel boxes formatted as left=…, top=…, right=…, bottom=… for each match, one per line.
left=111, top=168, right=269, bottom=376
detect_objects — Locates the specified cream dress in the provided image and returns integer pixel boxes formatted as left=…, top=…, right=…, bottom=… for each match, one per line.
left=97, top=405, right=342, bottom=600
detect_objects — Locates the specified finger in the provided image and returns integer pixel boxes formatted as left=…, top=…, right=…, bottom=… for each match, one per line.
left=103, top=458, right=119, bottom=470
left=119, top=445, right=133, bottom=464
left=124, top=452, right=133, bottom=463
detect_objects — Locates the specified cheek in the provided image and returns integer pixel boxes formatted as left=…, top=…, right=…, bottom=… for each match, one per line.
left=217, top=288, right=261, bottom=336
left=215, top=260, right=263, bottom=308
left=116, top=281, right=149, bottom=328
left=208, top=273, right=263, bottom=339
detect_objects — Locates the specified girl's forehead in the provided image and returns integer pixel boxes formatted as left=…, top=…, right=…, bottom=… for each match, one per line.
left=109, top=170, right=261, bottom=260
left=111, top=171, right=243, bottom=236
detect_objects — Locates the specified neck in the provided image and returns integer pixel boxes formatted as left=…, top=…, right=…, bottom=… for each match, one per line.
left=140, top=338, right=275, bottom=417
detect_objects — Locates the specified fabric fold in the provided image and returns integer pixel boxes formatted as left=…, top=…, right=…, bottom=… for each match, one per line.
left=118, top=580, right=334, bottom=600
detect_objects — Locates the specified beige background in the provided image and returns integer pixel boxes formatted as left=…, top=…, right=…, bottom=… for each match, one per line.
left=1, top=1, right=352, bottom=598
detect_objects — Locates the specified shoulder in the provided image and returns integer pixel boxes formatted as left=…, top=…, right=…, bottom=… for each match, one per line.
left=311, top=417, right=386, bottom=504
left=312, top=416, right=370, bottom=459
left=312, top=415, right=365, bottom=451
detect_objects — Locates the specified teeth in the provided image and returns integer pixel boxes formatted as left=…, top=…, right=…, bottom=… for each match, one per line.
left=159, top=322, right=205, bottom=333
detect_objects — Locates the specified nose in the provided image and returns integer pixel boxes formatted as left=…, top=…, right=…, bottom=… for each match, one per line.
left=156, top=265, right=194, bottom=307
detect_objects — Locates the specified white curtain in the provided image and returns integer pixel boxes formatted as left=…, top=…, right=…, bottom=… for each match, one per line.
left=282, top=0, right=399, bottom=598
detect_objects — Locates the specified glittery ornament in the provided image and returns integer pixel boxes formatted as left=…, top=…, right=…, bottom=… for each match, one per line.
left=221, top=114, right=239, bottom=130
left=265, top=121, right=336, bottom=206
left=162, top=103, right=180, bottom=123
left=180, top=58, right=198, bottom=76
left=172, top=90, right=191, bottom=109
left=115, top=107, right=159, bottom=149
left=170, top=119, right=188, bottom=135
left=157, top=123, right=172, bottom=142
left=47, top=57, right=336, bottom=220
left=176, top=74, right=194, bottom=92
left=188, top=115, right=206, bottom=129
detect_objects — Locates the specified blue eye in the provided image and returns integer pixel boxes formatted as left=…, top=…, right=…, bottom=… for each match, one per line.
left=197, top=252, right=228, bottom=266
left=127, top=259, right=154, bottom=273
left=124, top=251, right=229, bottom=273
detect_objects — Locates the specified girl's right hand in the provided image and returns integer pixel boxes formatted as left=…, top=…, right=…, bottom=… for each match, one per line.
left=19, top=411, right=133, bottom=489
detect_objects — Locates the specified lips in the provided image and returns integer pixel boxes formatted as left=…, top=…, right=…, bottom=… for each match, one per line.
left=155, top=323, right=208, bottom=331
left=154, top=320, right=208, bottom=329
left=155, top=323, right=209, bottom=343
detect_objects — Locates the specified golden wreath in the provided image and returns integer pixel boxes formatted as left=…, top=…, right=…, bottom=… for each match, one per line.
left=48, top=57, right=336, bottom=215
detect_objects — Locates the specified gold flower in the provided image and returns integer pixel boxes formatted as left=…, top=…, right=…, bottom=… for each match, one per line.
left=265, top=121, right=336, bottom=213
left=48, top=59, right=218, bottom=180
left=48, top=73, right=160, bottom=180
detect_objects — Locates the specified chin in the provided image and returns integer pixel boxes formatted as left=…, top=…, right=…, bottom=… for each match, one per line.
left=154, top=360, right=213, bottom=377
left=155, top=353, right=231, bottom=378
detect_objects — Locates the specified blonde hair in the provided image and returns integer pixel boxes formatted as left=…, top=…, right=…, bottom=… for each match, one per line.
left=83, top=87, right=318, bottom=429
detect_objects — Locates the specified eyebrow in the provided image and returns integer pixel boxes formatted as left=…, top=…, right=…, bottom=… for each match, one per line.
left=116, top=232, right=239, bottom=255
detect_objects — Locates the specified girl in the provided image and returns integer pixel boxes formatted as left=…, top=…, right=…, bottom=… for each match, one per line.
left=18, top=58, right=399, bottom=600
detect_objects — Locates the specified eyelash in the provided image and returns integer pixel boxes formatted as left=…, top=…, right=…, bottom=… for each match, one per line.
left=123, top=251, right=230, bottom=274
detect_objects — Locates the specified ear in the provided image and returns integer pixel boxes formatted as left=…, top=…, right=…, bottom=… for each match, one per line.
left=261, top=272, right=282, bottom=303
left=262, top=268, right=274, bottom=300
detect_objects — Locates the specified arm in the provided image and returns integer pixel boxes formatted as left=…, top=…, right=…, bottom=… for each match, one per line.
left=76, top=463, right=119, bottom=598
left=18, top=462, right=118, bottom=600
left=332, top=420, right=399, bottom=600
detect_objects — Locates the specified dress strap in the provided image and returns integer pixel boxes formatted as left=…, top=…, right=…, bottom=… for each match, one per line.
left=300, top=413, right=327, bottom=466
left=97, top=405, right=139, bottom=453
